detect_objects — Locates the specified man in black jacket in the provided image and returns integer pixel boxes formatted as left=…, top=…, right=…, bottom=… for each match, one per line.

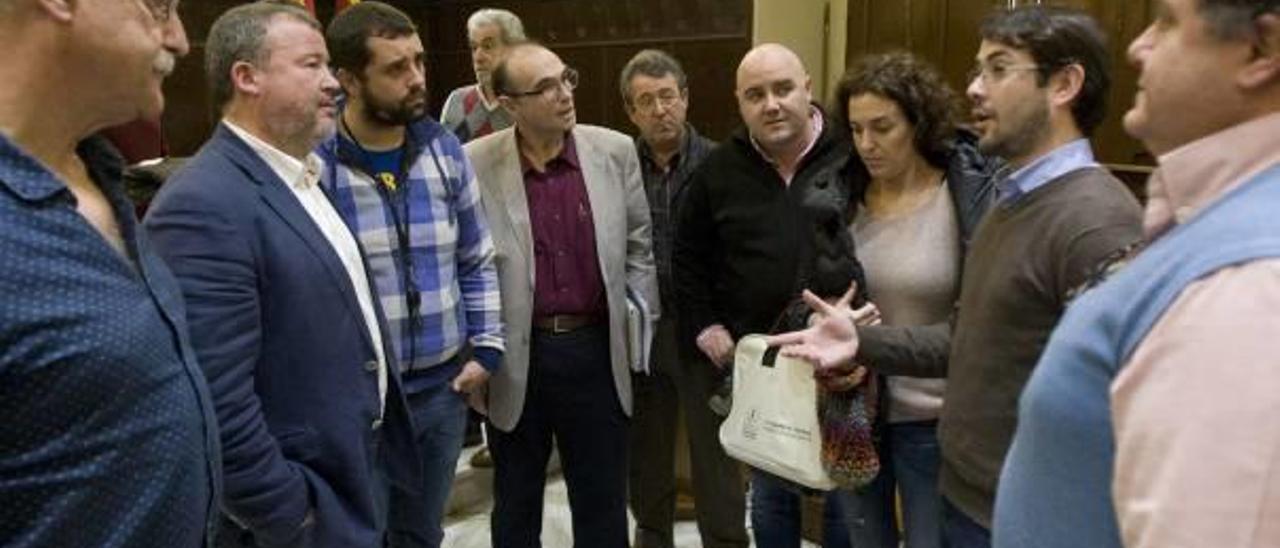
left=620, top=49, right=747, bottom=548
left=673, top=42, right=868, bottom=547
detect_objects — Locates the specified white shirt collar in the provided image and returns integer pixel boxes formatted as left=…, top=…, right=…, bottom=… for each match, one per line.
left=223, top=120, right=322, bottom=189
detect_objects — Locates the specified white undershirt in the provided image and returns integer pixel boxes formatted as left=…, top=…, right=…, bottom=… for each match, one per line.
left=223, top=121, right=387, bottom=415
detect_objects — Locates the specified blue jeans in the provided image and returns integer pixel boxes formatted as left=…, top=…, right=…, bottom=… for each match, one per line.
left=387, top=379, right=469, bottom=548
left=749, top=469, right=851, bottom=548
left=942, top=497, right=991, bottom=548
left=843, top=421, right=943, bottom=548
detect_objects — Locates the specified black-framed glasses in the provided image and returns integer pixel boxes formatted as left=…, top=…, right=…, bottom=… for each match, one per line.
left=966, top=62, right=1039, bottom=85
left=505, top=67, right=579, bottom=100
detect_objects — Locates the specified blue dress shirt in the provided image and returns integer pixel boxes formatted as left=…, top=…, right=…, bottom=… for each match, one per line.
left=995, top=138, right=1099, bottom=204
left=0, top=135, right=220, bottom=547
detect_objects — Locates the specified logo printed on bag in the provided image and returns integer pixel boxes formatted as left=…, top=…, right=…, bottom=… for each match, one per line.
left=761, top=419, right=813, bottom=442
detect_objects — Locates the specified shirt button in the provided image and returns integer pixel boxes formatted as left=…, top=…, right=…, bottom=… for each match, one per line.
left=364, top=360, right=378, bottom=372
left=371, top=418, right=383, bottom=430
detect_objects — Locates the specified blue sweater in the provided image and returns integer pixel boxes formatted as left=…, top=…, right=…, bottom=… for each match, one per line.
left=994, top=163, right=1280, bottom=547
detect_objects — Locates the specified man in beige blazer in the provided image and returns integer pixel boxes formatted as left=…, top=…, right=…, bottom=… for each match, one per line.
left=463, top=42, right=658, bottom=548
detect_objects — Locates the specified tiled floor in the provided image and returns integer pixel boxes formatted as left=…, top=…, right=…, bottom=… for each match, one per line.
left=442, top=447, right=821, bottom=548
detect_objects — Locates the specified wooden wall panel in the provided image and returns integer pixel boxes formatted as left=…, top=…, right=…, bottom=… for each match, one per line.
left=160, top=0, right=750, bottom=154
left=421, top=0, right=753, bottom=142
left=845, top=0, right=1157, bottom=168
left=161, top=0, right=244, bottom=157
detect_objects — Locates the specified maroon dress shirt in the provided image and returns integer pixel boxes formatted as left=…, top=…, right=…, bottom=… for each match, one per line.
left=521, top=133, right=607, bottom=319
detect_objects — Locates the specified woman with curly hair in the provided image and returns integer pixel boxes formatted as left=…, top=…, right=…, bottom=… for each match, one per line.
left=831, top=51, right=1001, bottom=548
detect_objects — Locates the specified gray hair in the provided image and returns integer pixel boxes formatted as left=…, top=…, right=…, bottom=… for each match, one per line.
left=1199, top=0, right=1280, bottom=39
left=618, top=49, right=688, bottom=106
left=205, top=0, right=320, bottom=114
left=466, top=8, right=526, bottom=44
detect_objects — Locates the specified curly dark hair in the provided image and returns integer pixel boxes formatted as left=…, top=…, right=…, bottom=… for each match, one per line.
left=832, top=51, right=960, bottom=170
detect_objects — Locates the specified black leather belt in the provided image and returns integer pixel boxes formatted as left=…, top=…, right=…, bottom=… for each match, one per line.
left=532, top=314, right=603, bottom=334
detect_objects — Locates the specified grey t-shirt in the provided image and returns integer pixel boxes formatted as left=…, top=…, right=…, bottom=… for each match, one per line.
left=852, top=182, right=960, bottom=422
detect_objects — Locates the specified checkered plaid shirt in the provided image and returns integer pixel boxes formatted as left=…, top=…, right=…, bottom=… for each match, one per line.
left=318, top=117, right=504, bottom=373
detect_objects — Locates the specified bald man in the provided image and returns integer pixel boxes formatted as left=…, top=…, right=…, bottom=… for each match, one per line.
left=673, top=43, right=871, bottom=547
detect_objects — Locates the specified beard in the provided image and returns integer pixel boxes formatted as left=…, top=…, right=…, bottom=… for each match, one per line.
left=979, top=98, right=1051, bottom=162
left=361, top=86, right=427, bottom=126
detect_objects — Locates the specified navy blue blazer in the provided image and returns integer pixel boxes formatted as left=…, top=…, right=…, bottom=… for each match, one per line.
left=144, top=125, right=418, bottom=548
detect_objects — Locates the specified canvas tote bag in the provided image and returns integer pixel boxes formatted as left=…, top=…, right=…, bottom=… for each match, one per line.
left=718, top=335, right=835, bottom=490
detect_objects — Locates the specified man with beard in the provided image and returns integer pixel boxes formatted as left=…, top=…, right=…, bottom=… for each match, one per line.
left=996, top=1, right=1280, bottom=547
left=145, top=2, right=419, bottom=546
left=0, top=0, right=219, bottom=545
left=319, top=3, right=504, bottom=547
left=440, top=8, right=525, bottom=142
left=764, top=7, right=1141, bottom=548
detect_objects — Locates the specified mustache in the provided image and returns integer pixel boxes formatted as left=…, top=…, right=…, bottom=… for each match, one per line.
left=153, top=51, right=176, bottom=77
left=404, top=89, right=427, bottom=104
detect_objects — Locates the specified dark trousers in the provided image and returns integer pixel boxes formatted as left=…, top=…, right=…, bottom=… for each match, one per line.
left=489, top=324, right=628, bottom=548
left=214, top=435, right=391, bottom=548
left=629, top=319, right=749, bottom=548
left=942, top=497, right=991, bottom=548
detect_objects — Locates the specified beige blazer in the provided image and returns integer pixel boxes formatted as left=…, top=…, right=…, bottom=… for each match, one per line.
left=464, top=124, right=659, bottom=432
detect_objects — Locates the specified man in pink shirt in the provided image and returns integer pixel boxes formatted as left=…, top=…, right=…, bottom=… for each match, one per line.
left=770, top=1, right=1280, bottom=546
left=1085, top=1, right=1280, bottom=545
left=989, top=0, right=1280, bottom=541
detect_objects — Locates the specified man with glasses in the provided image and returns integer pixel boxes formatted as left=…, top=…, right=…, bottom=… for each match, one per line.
left=618, top=49, right=746, bottom=548
left=146, top=2, right=419, bottom=546
left=464, top=42, right=658, bottom=548
left=0, top=0, right=221, bottom=546
left=995, top=1, right=1280, bottom=546
left=440, top=8, right=525, bottom=142
left=764, top=7, right=1141, bottom=548
left=318, top=3, right=504, bottom=547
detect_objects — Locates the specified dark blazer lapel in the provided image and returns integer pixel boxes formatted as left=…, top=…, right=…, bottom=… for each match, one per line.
left=212, top=125, right=378, bottom=354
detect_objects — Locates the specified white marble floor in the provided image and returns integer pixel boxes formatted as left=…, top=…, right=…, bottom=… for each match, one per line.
left=442, top=447, right=821, bottom=548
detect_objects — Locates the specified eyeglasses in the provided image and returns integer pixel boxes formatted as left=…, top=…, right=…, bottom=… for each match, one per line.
left=505, top=67, right=579, bottom=100
left=136, top=0, right=178, bottom=23
left=632, top=90, right=683, bottom=114
left=966, top=62, right=1039, bottom=85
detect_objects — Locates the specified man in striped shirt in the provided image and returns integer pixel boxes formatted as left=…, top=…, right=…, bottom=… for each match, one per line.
left=320, top=4, right=504, bottom=547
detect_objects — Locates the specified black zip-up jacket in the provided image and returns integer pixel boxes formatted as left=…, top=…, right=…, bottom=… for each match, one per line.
left=674, top=108, right=868, bottom=353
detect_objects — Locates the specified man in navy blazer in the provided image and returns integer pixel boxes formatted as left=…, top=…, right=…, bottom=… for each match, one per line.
left=145, top=3, right=416, bottom=547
